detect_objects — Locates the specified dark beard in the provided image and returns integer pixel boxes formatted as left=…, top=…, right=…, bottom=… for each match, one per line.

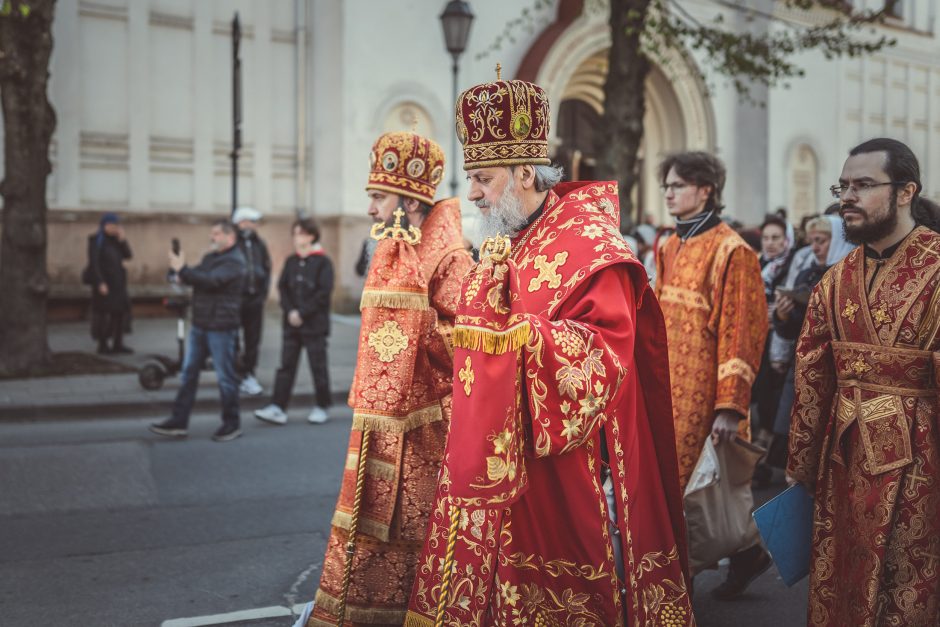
left=842, top=193, right=898, bottom=245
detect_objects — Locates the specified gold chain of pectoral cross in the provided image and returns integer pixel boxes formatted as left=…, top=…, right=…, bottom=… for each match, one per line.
left=510, top=210, right=548, bottom=262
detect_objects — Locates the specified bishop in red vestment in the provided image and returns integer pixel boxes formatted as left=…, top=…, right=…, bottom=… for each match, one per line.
left=788, top=138, right=940, bottom=626
left=405, top=73, right=693, bottom=627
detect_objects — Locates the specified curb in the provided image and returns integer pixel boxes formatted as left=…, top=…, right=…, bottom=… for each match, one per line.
left=0, top=390, right=350, bottom=422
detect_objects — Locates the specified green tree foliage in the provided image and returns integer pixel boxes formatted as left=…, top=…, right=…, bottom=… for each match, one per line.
left=482, top=0, right=899, bottom=229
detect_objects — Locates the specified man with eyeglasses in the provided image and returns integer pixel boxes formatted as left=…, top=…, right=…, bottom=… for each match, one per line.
left=653, top=151, right=771, bottom=599
left=787, top=137, right=940, bottom=626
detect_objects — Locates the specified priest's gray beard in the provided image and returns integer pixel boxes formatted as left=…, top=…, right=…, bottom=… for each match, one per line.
left=476, top=175, right=529, bottom=241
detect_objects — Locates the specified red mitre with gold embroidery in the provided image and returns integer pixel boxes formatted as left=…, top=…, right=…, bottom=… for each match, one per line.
left=366, top=131, right=445, bottom=205
left=456, top=67, right=551, bottom=170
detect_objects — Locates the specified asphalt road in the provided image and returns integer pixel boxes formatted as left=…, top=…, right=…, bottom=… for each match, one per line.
left=0, top=410, right=807, bottom=626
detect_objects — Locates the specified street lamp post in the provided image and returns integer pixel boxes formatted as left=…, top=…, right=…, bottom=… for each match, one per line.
left=439, top=1, right=474, bottom=197
left=231, top=13, right=242, bottom=216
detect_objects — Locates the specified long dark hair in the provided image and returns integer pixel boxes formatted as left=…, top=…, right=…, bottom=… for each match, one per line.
left=849, top=138, right=940, bottom=232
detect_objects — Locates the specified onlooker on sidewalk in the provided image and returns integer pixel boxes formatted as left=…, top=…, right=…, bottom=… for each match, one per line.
left=232, top=206, right=272, bottom=396
left=84, top=213, right=133, bottom=354
left=150, top=220, right=246, bottom=442
left=254, top=218, right=334, bottom=425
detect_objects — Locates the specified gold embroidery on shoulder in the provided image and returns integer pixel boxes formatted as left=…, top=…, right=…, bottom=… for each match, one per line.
left=528, top=252, right=568, bottom=292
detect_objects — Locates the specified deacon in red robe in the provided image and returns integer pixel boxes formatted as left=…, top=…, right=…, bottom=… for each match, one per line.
left=405, top=73, right=693, bottom=627
left=308, top=132, right=473, bottom=626
left=788, top=138, right=940, bottom=626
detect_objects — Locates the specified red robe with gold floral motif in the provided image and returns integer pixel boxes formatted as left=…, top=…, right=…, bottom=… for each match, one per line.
left=405, top=182, right=694, bottom=626
left=654, top=223, right=767, bottom=492
left=788, top=226, right=940, bottom=626
left=309, top=199, right=473, bottom=627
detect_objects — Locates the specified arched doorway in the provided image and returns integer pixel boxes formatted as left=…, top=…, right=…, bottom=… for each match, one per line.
left=522, top=5, right=715, bottom=225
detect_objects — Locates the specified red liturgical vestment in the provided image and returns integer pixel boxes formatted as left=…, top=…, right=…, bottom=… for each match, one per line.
left=654, top=223, right=767, bottom=492
left=788, top=226, right=940, bottom=626
left=309, top=199, right=473, bottom=627
left=405, top=182, right=694, bottom=626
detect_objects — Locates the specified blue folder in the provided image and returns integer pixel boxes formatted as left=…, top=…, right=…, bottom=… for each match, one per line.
left=752, top=484, right=814, bottom=586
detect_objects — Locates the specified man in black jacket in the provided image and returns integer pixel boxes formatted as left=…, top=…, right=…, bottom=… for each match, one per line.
left=231, top=207, right=272, bottom=396
left=254, top=218, right=333, bottom=425
left=150, top=220, right=247, bottom=442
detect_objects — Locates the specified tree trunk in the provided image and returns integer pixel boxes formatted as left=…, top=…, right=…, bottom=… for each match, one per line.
left=0, top=0, right=57, bottom=377
left=595, top=0, right=651, bottom=233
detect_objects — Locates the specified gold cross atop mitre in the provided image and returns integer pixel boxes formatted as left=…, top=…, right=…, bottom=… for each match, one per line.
left=370, top=207, right=422, bottom=245
left=495, top=63, right=501, bottom=80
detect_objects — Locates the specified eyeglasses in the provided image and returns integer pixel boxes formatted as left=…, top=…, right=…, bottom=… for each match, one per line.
left=829, top=181, right=898, bottom=199
left=660, top=183, right=694, bottom=194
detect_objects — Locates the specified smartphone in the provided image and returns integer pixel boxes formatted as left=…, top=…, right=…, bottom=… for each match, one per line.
left=171, top=238, right=180, bottom=255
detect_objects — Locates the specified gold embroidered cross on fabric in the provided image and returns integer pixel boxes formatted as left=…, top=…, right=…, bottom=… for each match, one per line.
left=367, top=320, right=409, bottom=363
left=458, top=356, right=475, bottom=396
left=842, top=299, right=860, bottom=323
left=850, top=356, right=871, bottom=376
left=872, top=304, right=891, bottom=326
left=528, top=252, right=568, bottom=293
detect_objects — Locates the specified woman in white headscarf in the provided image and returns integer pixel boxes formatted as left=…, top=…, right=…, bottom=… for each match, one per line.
left=757, top=214, right=853, bottom=475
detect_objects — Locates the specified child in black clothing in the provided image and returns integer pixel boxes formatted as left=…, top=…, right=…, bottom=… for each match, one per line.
left=254, top=219, right=334, bottom=425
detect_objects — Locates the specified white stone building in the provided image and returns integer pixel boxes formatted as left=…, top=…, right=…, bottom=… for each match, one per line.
left=1, top=0, right=938, bottom=311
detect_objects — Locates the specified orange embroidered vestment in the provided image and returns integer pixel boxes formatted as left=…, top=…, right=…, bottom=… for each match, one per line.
left=405, top=182, right=694, bottom=626
left=788, top=226, right=940, bottom=626
left=309, top=199, right=473, bottom=627
left=654, top=223, right=767, bottom=491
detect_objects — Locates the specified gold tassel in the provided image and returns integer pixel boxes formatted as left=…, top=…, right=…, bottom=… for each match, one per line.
left=434, top=502, right=462, bottom=626
left=404, top=612, right=435, bottom=627
left=360, top=288, right=428, bottom=311
left=453, top=321, right=531, bottom=355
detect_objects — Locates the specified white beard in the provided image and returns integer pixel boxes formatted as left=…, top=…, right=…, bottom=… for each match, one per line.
left=476, top=178, right=529, bottom=241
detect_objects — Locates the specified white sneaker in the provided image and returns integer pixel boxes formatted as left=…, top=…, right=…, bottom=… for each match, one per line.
left=307, top=406, right=329, bottom=424
left=254, top=404, right=287, bottom=425
left=240, top=375, right=263, bottom=396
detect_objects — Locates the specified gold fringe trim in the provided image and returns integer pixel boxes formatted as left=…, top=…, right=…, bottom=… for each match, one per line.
left=312, top=588, right=407, bottom=625
left=453, top=321, right=531, bottom=355
left=344, top=454, right=399, bottom=482
left=360, top=288, right=428, bottom=311
left=404, top=611, right=435, bottom=627
left=331, top=510, right=392, bottom=543
left=352, top=403, right=443, bottom=433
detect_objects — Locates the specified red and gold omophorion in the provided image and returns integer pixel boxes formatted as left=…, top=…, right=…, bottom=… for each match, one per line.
left=654, top=223, right=767, bottom=491
left=405, top=182, right=694, bottom=626
left=788, top=226, right=940, bottom=626
left=308, top=131, right=473, bottom=627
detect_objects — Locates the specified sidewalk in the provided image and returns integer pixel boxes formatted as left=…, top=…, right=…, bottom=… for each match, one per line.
left=0, top=310, right=360, bottom=421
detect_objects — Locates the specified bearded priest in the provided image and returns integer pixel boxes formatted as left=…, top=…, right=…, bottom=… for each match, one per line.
left=306, top=131, right=473, bottom=627
left=404, top=68, right=694, bottom=626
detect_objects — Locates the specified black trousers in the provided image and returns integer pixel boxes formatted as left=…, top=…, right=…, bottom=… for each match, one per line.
left=238, top=302, right=265, bottom=376
left=271, top=330, right=330, bottom=410
left=94, top=311, right=126, bottom=349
